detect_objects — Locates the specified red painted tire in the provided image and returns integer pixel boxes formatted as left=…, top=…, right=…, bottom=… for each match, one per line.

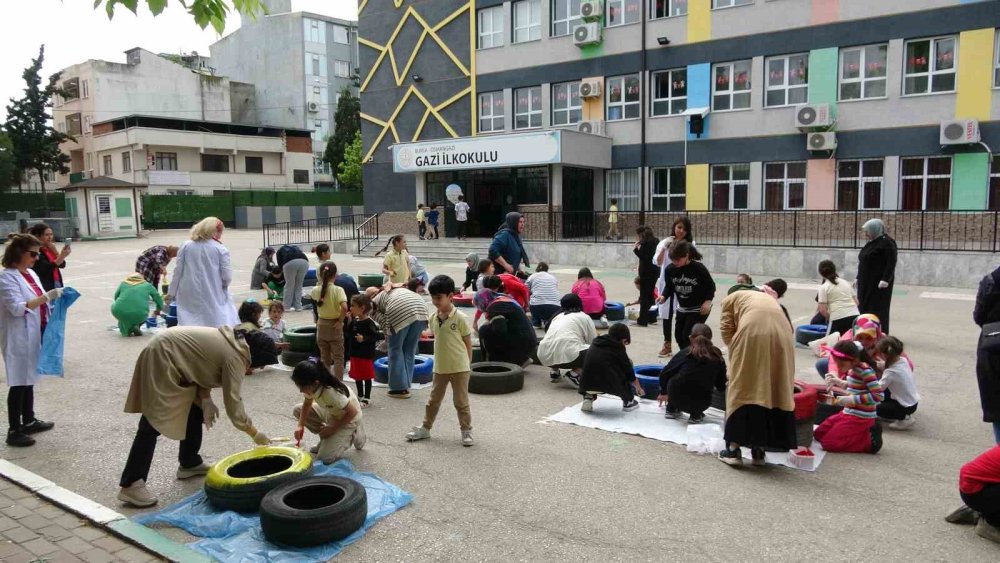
left=792, top=381, right=819, bottom=421
left=453, top=294, right=474, bottom=307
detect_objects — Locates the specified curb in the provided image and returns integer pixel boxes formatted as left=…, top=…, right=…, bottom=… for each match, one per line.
left=0, top=460, right=211, bottom=563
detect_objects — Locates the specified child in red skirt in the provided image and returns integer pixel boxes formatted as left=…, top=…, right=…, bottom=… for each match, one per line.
left=815, top=340, right=885, bottom=453
left=348, top=294, right=382, bottom=407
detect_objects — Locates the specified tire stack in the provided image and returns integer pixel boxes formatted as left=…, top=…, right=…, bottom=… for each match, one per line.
left=282, top=325, right=319, bottom=366
left=204, top=447, right=314, bottom=512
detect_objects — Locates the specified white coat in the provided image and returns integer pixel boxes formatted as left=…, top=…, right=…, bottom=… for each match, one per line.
left=0, top=268, right=45, bottom=386
left=169, top=239, right=239, bottom=328
left=536, top=311, right=597, bottom=367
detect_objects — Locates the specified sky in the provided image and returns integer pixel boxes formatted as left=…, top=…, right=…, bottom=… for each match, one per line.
left=0, top=0, right=358, bottom=120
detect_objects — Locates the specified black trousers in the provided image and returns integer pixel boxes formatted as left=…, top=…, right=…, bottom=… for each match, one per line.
left=675, top=312, right=708, bottom=349
left=6, top=385, right=35, bottom=431
left=876, top=391, right=918, bottom=420
left=355, top=379, right=372, bottom=400
left=661, top=299, right=674, bottom=344
left=418, top=221, right=427, bottom=238
left=120, top=404, right=203, bottom=487
left=829, top=315, right=857, bottom=336
left=456, top=221, right=467, bottom=239
left=962, top=484, right=1000, bottom=527
left=637, top=276, right=658, bottom=326
left=530, top=304, right=561, bottom=329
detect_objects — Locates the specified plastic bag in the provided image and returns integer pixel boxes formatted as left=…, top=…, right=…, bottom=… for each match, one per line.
left=37, top=287, right=80, bottom=377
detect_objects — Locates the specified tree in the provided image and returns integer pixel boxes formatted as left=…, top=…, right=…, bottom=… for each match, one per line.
left=337, top=131, right=363, bottom=191
left=95, top=0, right=266, bottom=34
left=0, top=130, right=16, bottom=192
left=324, top=87, right=360, bottom=181
left=4, top=46, right=73, bottom=210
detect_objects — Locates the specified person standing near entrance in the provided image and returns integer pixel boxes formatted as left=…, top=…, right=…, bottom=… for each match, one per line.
left=857, top=218, right=897, bottom=333
left=426, top=204, right=440, bottom=240
left=455, top=196, right=470, bottom=240
left=606, top=199, right=620, bottom=241
left=416, top=204, right=427, bottom=240
left=489, top=212, right=530, bottom=275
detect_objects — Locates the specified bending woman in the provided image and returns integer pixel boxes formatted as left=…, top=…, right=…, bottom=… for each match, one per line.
left=477, top=275, right=537, bottom=367
left=537, top=294, right=597, bottom=387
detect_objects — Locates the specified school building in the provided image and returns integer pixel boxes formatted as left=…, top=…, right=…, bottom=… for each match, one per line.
left=359, top=0, right=1000, bottom=237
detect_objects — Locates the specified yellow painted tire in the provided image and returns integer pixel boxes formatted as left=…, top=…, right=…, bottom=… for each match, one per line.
left=204, top=447, right=314, bottom=513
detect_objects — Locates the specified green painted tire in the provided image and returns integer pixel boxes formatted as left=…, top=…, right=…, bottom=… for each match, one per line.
left=358, top=274, right=384, bottom=289
left=284, top=325, right=318, bottom=354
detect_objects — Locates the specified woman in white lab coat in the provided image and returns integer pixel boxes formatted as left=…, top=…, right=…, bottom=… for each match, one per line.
left=1, top=233, right=63, bottom=447
left=167, top=217, right=239, bottom=328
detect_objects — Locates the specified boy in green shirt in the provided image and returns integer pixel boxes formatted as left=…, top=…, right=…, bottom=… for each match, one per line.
left=406, top=275, right=475, bottom=446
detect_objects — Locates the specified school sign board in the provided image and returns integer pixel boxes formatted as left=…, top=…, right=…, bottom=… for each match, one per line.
left=392, top=130, right=562, bottom=173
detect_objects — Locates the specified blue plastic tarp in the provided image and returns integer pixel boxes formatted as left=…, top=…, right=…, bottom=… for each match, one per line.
left=134, top=460, right=413, bottom=562
left=38, top=287, right=80, bottom=377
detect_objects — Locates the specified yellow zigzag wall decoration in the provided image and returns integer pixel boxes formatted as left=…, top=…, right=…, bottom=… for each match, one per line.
left=358, top=0, right=406, bottom=16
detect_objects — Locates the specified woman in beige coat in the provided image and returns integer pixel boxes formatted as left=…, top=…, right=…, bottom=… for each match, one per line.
left=718, top=288, right=797, bottom=467
left=117, top=326, right=277, bottom=507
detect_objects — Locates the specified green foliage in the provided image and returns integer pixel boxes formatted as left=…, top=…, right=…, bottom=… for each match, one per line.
left=323, top=87, right=360, bottom=180
left=0, top=131, right=15, bottom=191
left=95, top=0, right=266, bottom=34
left=337, top=131, right=363, bottom=191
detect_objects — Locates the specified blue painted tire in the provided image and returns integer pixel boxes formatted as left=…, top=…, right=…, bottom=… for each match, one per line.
left=374, top=357, right=390, bottom=384
left=633, top=364, right=662, bottom=400
left=304, top=268, right=317, bottom=280
left=373, top=354, right=435, bottom=385
left=168, top=302, right=177, bottom=317
left=604, top=301, right=625, bottom=321
left=795, top=324, right=828, bottom=346
left=164, top=314, right=178, bottom=328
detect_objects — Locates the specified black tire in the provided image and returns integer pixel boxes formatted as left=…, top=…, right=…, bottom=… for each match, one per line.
left=418, top=338, right=434, bottom=355
left=260, top=476, right=368, bottom=547
left=468, top=362, right=524, bottom=395
left=471, top=346, right=484, bottom=363
left=284, top=325, right=318, bottom=353
left=281, top=350, right=312, bottom=366
left=204, top=448, right=314, bottom=513
left=710, top=387, right=727, bottom=411
left=815, top=402, right=843, bottom=425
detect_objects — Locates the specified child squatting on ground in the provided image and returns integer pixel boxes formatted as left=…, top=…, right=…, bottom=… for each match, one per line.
left=291, top=360, right=366, bottom=464
left=406, top=275, right=475, bottom=446
left=348, top=294, right=382, bottom=407
left=579, top=323, right=643, bottom=413
left=874, top=335, right=920, bottom=430
left=261, top=300, right=286, bottom=343
left=815, top=340, right=885, bottom=454
left=657, top=323, right=727, bottom=424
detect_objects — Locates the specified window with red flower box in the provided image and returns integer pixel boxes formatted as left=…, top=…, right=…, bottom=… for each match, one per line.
left=903, top=36, right=956, bottom=95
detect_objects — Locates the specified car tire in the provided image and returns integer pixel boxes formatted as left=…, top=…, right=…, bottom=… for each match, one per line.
left=358, top=274, right=384, bottom=289
left=260, top=476, right=367, bottom=547
left=604, top=301, right=626, bottom=321
left=164, top=314, right=178, bottom=328
left=468, top=362, right=524, bottom=394
left=204, top=447, right=314, bottom=513
left=412, top=354, right=434, bottom=384
left=633, top=364, right=662, bottom=400
left=792, top=381, right=819, bottom=421
left=453, top=295, right=474, bottom=307
left=418, top=337, right=434, bottom=355
left=281, top=350, right=313, bottom=366
left=284, top=325, right=319, bottom=353
left=795, top=324, right=827, bottom=346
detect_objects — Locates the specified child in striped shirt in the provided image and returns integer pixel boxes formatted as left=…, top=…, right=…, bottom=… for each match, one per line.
left=814, top=340, right=885, bottom=453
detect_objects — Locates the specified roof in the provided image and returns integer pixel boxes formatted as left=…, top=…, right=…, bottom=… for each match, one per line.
left=60, top=176, right=146, bottom=190
left=92, top=114, right=312, bottom=138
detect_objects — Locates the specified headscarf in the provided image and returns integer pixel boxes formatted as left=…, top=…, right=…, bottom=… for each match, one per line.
left=496, top=212, right=530, bottom=268
left=852, top=314, right=883, bottom=341
left=465, top=252, right=479, bottom=269
left=474, top=287, right=500, bottom=311
left=862, top=218, right=886, bottom=239
left=992, top=264, right=1000, bottom=285
left=123, top=273, right=147, bottom=286
left=760, top=284, right=779, bottom=300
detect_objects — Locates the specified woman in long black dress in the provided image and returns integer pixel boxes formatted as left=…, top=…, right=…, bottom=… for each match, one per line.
left=633, top=226, right=659, bottom=327
left=857, top=218, right=897, bottom=333
left=477, top=276, right=537, bottom=366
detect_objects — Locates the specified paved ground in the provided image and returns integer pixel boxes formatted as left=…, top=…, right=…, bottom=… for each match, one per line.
left=1, top=229, right=998, bottom=561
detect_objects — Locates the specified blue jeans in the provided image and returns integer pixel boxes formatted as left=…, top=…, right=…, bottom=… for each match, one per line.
left=388, top=320, right=426, bottom=392
left=815, top=358, right=829, bottom=379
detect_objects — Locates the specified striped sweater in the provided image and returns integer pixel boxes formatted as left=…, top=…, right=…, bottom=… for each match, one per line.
left=371, top=288, right=428, bottom=334
left=834, top=365, right=884, bottom=419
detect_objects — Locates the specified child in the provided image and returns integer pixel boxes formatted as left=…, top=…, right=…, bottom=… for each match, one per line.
left=606, top=198, right=619, bottom=240
left=874, top=336, right=920, bottom=430
left=476, top=259, right=494, bottom=294
left=736, top=273, right=753, bottom=286
left=626, top=275, right=660, bottom=310
left=814, top=340, right=885, bottom=454
left=406, top=276, right=427, bottom=294
left=262, top=265, right=285, bottom=300
left=455, top=195, right=470, bottom=240
left=461, top=253, right=480, bottom=293
left=571, top=267, right=607, bottom=320
left=472, top=275, right=504, bottom=333
left=656, top=324, right=727, bottom=424
left=110, top=273, right=163, bottom=337
left=663, top=241, right=716, bottom=349
left=817, top=260, right=860, bottom=336
left=376, top=234, right=410, bottom=284
left=408, top=254, right=430, bottom=286
left=498, top=271, right=529, bottom=310
left=348, top=294, right=382, bottom=407
left=261, top=301, right=287, bottom=343
left=406, top=275, right=474, bottom=446
left=426, top=203, right=440, bottom=240
left=310, top=262, right=349, bottom=380
left=579, top=323, right=643, bottom=412
left=416, top=203, right=427, bottom=240
left=291, top=360, right=365, bottom=464
left=946, top=446, right=1000, bottom=543
left=237, top=300, right=264, bottom=333
left=526, top=262, right=561, bottom=329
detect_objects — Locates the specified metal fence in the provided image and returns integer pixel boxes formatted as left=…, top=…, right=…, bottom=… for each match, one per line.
left=518, top=210, right=1000, bottom=252
left=263, top=213, right=381, bottom=255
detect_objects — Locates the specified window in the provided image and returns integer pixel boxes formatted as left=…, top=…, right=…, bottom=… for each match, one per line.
left=651, top=69, right=687, bottom=116
left=514, top=86, right=542, bottom=129
left=839, top=43, right=888, bottom=100
left=605, top=169, right=641, bottom=211
left=712, top=60, right=752, bottom=111
left=517, top=167, right=548, bottom=204
left=763, top=162, right=807, bottom=210
left=836, top=160, right=883, bottom=210
left=201, top=154, right=230, bottom=173
left=65, top=114, right=82, bottom=136
left=765, top=53, right=808, bottom=107
left=81, top=79, right=89, bottom=99
left=990, top=156, right=1000, bottom=210
left=713, top=0, right=752, bottom=8
left=312, top=119, right=329, bottom=142
left=513, top=0, right=541, bottom=43
left=102, top=155, right=112, bottom=176
left=551, top=0, right=582, bottom=37
left=166, top=189, right=195, bottom=196
left=293, top=169, right=310, bottom=184
left=62, top=78, right=80, bottom=100
left=652, top=0, right=688, bottom=18
left=83, top=115, right=92, bottom=135
left=314, top=154, right=331, bottom=175
left=334, top=60, right=351, bottom=78
left=607, top=0, right=641, bottom=27
left=903, top=36, right=957, bottom=95
left=121, top=152, right=131, bottom=173
left=155, top=152, right=178, bottom=171
left=478, top=91, right=505, bottom=132
left=307, top=53, right=327, bottom=77
left=900, top=156, right=951, bottom=210
left=333, top=25, right=350, bottom=44
left=552, top=82, right=582, bottom=126
left=607, top=74, right=641, bottom=121
left=478, top=7, right=504, bottom=49
left=652, top=168, right=686, bottom=211
left=304, top=18, right=325, bottom=43
left=711, top=164, right=750, bottom=210
left=245, top=156, right=263, bottom=174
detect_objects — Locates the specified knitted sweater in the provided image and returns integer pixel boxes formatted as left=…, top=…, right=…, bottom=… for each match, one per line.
left=834, top=365, right=884, bottom=419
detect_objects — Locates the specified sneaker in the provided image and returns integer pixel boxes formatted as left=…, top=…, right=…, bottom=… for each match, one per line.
left=869, top=421, right=884, bottom=454
left=622, top=399, right=640, bottom=412
left=718, top=447, right=744, bottom=467
left=564, top=372, right=580, bottom=388
left=664, top=407, right=680, bottom=420
left=657, top=343, right=673, bottom=357
left=176, top=462, right=210, bottom=480
left=751, top=447, right=767, bottom=467
left=353, top=421, right=367, bottom=450
left=117, top=480, right=158, bottom=508
left=888, top=416, right=915, bottom=431
left=581, top=394, right=596, bottom=413
left=5, top=430, right=34, bottom=448
left=388, top=390, right=411, bottom=399
left=688, top=413, right=706, bottom=425
left=21, top=419, right=54, bottom=434
left=406, top=426, right=430, bottom=441
left=461, top=431, right=474, bottom=447
left=976, top=518, right=1000, bottom=544
left=360, top=398, right=370, bottom=409
left=550, top=370, right=562, bottom=383
left=945, top=505, right=980, bottom=525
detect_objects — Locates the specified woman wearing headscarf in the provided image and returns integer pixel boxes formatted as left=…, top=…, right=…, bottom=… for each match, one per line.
left=111, top=274, right=164, bottom=337
left=857, top=218, right=898, bottom=333
left=537, top=294, right=597, bottom=386
left=461, top=253, right=480, bottom=293
left=489, top=212, right=529, bottom=275
left=168, top=217, right=239, bottom=328
left=250, top=247, right=275, bottom=292
left=717, top=287, right=797, bottom=467
left=974, top=264, right=1000, bottom=443
left=477, top=275, right=537, bottom=367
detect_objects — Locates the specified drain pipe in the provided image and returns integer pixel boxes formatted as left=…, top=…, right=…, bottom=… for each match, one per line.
left=639, top=0, right=647, bottom=222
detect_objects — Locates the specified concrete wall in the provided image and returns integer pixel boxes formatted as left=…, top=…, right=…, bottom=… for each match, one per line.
left=236, top=205, right=365, bottom=228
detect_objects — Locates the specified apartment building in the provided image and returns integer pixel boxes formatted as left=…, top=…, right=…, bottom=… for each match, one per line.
left=361, top=0, right=1000, bottom=236
left=210, top=0, right=360, bottom=186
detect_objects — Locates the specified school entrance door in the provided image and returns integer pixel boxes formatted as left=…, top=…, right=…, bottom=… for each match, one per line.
left=425, top=167, right=548, bottom=237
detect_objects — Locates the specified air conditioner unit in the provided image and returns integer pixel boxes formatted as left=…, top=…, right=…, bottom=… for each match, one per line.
left=795, top=103, right=832, bottom=129
left=307, top=101, right=320, bottom=113
left=807, top=132, right=837, bottom=151
left=576, top=120, right=605, bottom=136
left=580, top=0, right=603, bottom=21
left=579, top=79, right=603, bottom=98
left=573, top=23, right=602, bottom=47
left=940, top=119, right=980, bottom=145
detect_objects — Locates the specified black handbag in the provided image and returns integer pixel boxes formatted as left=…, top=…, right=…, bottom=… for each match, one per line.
left=983, top=321, right=1000, bottom=353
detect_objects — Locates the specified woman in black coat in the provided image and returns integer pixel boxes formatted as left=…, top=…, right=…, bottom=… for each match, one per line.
left=857, top=218, right=897, bottom=333
left=633, top=226, right=659, bottom=327
left=974, top=265, right=1000, bottom=444
left=478, top=276, right=537, bottom=366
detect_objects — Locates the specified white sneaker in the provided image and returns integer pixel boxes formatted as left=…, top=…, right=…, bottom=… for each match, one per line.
left=117, top=480, right=158, bottom=508
left=581, top=397, right=594, bottom=412
left=176, top=462, right=210, bottom=480
left=461, top=431, right=474, bottom=447
left=888, top=416, right=915, bottom=431
left=353, top=421, right=367, bottom=450
left=406, top=426, right=430, bottom=441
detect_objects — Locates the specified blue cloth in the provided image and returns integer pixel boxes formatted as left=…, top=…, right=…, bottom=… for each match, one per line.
left=134, top=460, right=413, bottom=563
left=388, top=320, right=426, bottom=391
left=37, top=287, right=80, bottom=377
